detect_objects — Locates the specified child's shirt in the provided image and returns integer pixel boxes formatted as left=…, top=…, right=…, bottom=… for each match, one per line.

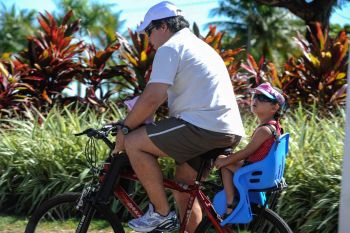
left=246, top=120, right=281, bottom=163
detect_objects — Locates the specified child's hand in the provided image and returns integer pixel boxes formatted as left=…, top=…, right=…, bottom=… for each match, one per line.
left=214, top=155, right=228, bottom=169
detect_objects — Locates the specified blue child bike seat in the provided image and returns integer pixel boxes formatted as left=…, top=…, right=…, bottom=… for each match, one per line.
left=213, top=133, right=290, bottom=225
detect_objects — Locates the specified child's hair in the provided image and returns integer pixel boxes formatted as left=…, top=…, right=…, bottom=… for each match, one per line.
left=272, top=87, right=288, bottom=121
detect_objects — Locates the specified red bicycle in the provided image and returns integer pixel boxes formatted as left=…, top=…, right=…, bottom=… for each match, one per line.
left=25, top=123, right=292, bottom=233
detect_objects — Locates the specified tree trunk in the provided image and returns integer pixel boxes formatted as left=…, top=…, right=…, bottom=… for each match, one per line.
left=254, top=0, right=337, bottom=40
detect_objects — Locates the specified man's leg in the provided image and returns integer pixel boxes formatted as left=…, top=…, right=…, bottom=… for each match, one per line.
left=172, top=163, right=203, bottom=233
left=124, top=126, right=170, bottom=216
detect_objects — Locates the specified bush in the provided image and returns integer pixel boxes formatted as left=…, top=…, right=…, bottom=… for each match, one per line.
left=0, top=105, right=344, bottom=233
left=0, top=104, right=123, bottom=214
left=278, top=105, right=344, bottom=233
left=280, top=23, right=348, bottom=109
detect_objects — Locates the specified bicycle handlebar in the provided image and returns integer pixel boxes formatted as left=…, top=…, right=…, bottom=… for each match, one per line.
left=74, top=123, right=121, bottom=150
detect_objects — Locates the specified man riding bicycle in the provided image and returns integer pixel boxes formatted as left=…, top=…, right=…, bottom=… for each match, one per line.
left=112, top=1, right=245, bottom=232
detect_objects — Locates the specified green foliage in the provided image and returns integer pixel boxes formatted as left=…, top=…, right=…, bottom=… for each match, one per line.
left=209, top=0, right=304, bottom=64
left=0, top=62, right=33, bottom=117
left=0, top=4, right=37, bottom=56
left=0, top=104, right=124, bottom=214
left=277, top=105, right=344, bottom=233
left=329, top=23, right=350, bottom=38
left=0, top=106, right=343, bottom=233
left=54, top=0, right=125, bottom=47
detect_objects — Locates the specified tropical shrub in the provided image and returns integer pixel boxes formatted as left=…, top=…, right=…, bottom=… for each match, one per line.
left=203, top=26, right=243, bottom=77
left=117, top=29, right=155, bottom=96
left=280, top=23, right=348, bottom=109
left=239, top=54, right=279, bottom=107
left=79, top=42, right=130, bottom=107
left=0, top=10, right=130, bottom=115
left=14, top=10, right=85, bottom=108
left=0, top=10, right=245, bottom=118
left=0, top=61, right=32, bottom=118
left=240, top=23, right=348, bottom=111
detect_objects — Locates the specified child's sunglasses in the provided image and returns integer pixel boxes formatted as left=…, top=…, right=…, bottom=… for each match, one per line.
left=252, top=93, right=278, bottom=103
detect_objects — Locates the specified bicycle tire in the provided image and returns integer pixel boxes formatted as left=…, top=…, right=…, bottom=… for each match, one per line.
left=195, top=205, right=293, bottom=233
left=25, top=192, right=125, bottom=233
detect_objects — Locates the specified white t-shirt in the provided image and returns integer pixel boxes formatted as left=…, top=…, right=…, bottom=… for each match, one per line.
left=149, top=28, right=245, bottom=136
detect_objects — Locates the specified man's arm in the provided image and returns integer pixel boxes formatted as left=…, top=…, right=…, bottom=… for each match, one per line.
left=113, top=83, right=169, bottom=154
left=123, top=83, right=169, bottom=129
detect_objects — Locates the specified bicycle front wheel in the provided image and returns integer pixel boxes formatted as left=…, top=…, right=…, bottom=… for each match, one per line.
left=195, top=205, right=293, bottom=233
left=25, top=192, right=125, bottom=233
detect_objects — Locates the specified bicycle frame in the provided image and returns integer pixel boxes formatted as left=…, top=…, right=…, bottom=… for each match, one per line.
left=113, top=170, right=229, bottom=233
left=75, top=125, right=233, bottom=232
left=23, top=125, right=289, bottom=233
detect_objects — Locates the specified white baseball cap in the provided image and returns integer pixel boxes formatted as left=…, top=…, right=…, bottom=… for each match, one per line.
left=136, top=1, right=183, bottom=33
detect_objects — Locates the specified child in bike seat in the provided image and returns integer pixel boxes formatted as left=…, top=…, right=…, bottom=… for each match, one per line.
left=214, top=82, right=286, bottom=217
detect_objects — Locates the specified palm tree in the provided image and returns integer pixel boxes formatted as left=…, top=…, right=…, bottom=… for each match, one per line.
left=54, top=0, right=126, bottom=97
left=254, top=0, right=350, bottom=38
left=54, top=0, right=125, bottom=47
left=0, top=3, right=36, bottom=56
left=209, top=0, right=303, bottom=64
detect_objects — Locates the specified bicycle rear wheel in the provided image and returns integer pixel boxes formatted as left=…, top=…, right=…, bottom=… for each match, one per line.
left=25, top=192, right=125, bottom=233
left=195, top=205, right=293, bottom=233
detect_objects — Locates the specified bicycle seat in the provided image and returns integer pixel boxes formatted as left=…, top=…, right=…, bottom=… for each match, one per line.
left=213, top=133, right=290, bottom=225
left=200, top=147, right=233, bottom=160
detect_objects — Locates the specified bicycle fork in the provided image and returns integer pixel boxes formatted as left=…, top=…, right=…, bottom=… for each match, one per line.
left=75, top=204, right=96, bottom=233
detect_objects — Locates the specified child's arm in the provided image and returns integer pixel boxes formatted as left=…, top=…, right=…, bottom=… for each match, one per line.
left=215, top=126, right=274, bottom=169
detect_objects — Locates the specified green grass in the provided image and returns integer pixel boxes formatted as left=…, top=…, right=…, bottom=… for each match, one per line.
left=0, top=215, right=27, bottom=233
left=0, top=215, right=138, bottom=233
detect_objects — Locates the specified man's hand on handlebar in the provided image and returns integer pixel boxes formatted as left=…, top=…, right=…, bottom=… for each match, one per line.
left=112, top=124, right=126, bottom=156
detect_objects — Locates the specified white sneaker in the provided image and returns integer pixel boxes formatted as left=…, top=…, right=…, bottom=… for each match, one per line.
left=128, top=203, right=179, bottom=232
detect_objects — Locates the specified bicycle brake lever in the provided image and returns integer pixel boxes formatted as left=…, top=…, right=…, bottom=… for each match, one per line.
left=111, top=128, right=118, bottom=136
left=74, top=128, right=96, bottom=137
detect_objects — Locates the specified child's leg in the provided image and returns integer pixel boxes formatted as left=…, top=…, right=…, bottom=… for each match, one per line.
left=221, top=161, right=244, bottom=214
left=221, top=167, right=234, bottom=212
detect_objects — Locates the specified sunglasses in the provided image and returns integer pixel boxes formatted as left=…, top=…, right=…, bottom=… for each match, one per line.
left=252, top=93, right=278, bottom=103
left=145, top=24, right=156, bottom=37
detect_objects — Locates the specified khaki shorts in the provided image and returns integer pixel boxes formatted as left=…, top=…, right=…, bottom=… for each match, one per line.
left=145, top=117, right=241, bottom=171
